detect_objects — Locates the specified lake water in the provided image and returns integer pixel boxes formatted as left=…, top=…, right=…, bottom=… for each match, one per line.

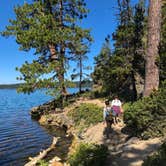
left=0, top=88, right=79, bottom=166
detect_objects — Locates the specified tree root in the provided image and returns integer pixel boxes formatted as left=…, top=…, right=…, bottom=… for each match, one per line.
left=25, top=137, right=59, bottom=166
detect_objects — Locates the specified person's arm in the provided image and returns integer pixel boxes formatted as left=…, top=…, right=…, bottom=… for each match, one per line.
left=103, top=108, right=106, bottom=123
left=111, top=100, right=114, bottom=107
left=119, top=101, right=123, bottom=113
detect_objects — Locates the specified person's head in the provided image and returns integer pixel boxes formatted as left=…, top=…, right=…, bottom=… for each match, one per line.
left=114, top=95, right=119, bottom=99
left=105, top=100, right=109, bottom=106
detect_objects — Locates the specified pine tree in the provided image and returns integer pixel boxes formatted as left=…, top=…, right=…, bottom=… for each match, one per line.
left=92, top=35, right=112, bottom=95
left=92, top=0, right=146, bottom=101
left=132, top=0, right=146, bottom=97
left=71, top=42, right=91, bottom=93
left=1, top=0, right=92, bottom=102
left=112, top=0, right=136, bottom=100
left=144, top=0, right=162, bottom=96
left=159, top=0, right=166, bottom=82
left=111, top=0, right=146, bottom=100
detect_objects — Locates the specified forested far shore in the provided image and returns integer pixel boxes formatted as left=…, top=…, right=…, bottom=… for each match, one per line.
left=0, top=81, right=92, bottom=89
left=0, top=83, right=22, bottom=89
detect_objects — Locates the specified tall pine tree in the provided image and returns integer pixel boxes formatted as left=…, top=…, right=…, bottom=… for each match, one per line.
left=92, top=0, right=146, bottom=101
left=1, top=0, right=92, bottom=103
left=132, top=0, right=146, bottom=97
left=112, top=0, right=136, bottom=100
left=71, top=42, right=91, bottom=93
left=92, top=35, right=112, bottom=95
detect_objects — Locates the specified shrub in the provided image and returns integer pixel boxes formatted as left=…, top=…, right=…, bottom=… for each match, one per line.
left=37, top=160, right=49, bottom=166
left=68, top=143, right=108, bottom=166
left=142, top=142, right=166, bottom=166
left=124, top=81, right=166, bottom=139
left=68, top=103, right=103, bottom=130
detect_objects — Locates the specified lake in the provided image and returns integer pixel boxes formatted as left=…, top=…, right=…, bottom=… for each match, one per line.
left=0, top=88, right=79, bottom=166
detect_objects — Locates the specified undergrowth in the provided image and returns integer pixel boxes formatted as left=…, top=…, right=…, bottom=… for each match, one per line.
left=68, top=143, right=108, bottom=166
left=124, top=81, right=166, bottom=139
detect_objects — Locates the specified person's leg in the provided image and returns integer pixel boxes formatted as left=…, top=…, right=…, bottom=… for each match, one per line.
left=117, top=114, right=121, bottom=122
left=113, top=116, right=116, bottom=124
left=106, top=120, right=111, bottom=138
left=115, top=115, right=118, bottom=124
left=112, top=110, right=117, bottom=124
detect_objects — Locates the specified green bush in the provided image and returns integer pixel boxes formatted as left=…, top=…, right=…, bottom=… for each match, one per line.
left=68, top=143, right=108, bottom=166
left=142, top=142, right=166, bottom=166
left=124, top=81, right=166, bottom=139
left=37, top=160, right=49, bottom=166
left=68, top=103, right=103, bottom=129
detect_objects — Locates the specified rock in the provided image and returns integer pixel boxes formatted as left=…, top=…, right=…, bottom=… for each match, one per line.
left=124, top=137, right=140, bottom=146
left=31, top=106, right=39, bottom=112
left=50, top=161, right=63, bottom=166
left=49, top=156, right=62, bottom=165
left=48, top=118, right=53, bottom=123
left=39, top=116, right=47, bottom=124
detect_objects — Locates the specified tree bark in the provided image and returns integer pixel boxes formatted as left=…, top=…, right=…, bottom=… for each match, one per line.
left=144, top=0, right=162, bottom=96
left=49, top=44, right=57, bottom=60
left=131, top=70, right=137, bottom=101
left=59, top=0, right=68, bottom=107
left=79, top=56, right=83, bottom=93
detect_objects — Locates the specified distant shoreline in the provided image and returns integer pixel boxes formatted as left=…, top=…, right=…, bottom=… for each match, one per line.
left=0, top=81, right=92, bottom=89
left=0, top=83, right=21, bottom=89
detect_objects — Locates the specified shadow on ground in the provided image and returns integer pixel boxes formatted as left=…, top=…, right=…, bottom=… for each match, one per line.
left=102, top=123, right=161, bottom=166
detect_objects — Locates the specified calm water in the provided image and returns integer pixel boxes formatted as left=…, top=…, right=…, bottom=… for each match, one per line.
left=0, top=88, right=78, bottom=166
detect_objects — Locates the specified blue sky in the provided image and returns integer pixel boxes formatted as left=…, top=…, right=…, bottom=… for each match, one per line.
left=0, top=0, right=139, bottom=84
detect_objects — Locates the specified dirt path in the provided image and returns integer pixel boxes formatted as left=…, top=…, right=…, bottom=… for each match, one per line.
left=105, top=123, right=161, bottom=166
left=78, top=98, right=162, bottom=166
left=83, top=120, right=161, bottom=166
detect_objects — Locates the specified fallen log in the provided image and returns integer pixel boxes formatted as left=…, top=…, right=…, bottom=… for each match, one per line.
left=24, top=137, right=59, bottom=166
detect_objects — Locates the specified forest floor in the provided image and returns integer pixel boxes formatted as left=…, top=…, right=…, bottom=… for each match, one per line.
left=74, top=98, right=162, bottom=166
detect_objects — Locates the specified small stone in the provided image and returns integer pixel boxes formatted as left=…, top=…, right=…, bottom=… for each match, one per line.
left=50, top=161, right=63, bottom=166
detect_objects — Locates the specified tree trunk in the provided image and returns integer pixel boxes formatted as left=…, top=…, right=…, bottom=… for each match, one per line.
left=79, top=56, right=83, bottom=93
left=49, top=44, right=67, bottom=107
left=144, top=0, right=162, bottom=96
left=49, top=44, right=57, bottom=58
left=131, top=70, right=137, bottom=101
left=59, top=0, right=67, bottom=106
left=47, top=1, right=67, bottom=101
left=59, top=46, right=67, bottom=96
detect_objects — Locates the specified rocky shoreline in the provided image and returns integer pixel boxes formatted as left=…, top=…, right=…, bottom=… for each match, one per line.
left=27, top=96, right=81, bottom=166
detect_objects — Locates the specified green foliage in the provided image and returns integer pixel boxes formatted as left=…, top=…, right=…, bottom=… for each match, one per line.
left=68, top=143, right=108, bottom=166
left=142, top=142, right=166, bottom=166
left=92, top=0, right=146, bottom=101
left=124, top=81, right=166, bottom=139
left=37, top=160, right=49, bottom=166
left=111, top=0, right=146, bottom=101
left=89, top=90, right=106, bottom=99
left=71, top=48, right=92, bottom=92
left=68, top=103, right=103, bottom=130
left=92, top=35, right=111, bottom=91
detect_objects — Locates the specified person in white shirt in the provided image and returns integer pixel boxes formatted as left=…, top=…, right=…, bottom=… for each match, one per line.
left=111, top=96, right=123, bottom=124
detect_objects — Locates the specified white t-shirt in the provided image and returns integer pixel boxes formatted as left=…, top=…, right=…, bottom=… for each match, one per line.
left=111, top=99, right=122, bottom=107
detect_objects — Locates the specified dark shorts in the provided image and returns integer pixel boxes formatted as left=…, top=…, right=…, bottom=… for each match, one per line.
left=105, top=116, right=113, bottom=123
